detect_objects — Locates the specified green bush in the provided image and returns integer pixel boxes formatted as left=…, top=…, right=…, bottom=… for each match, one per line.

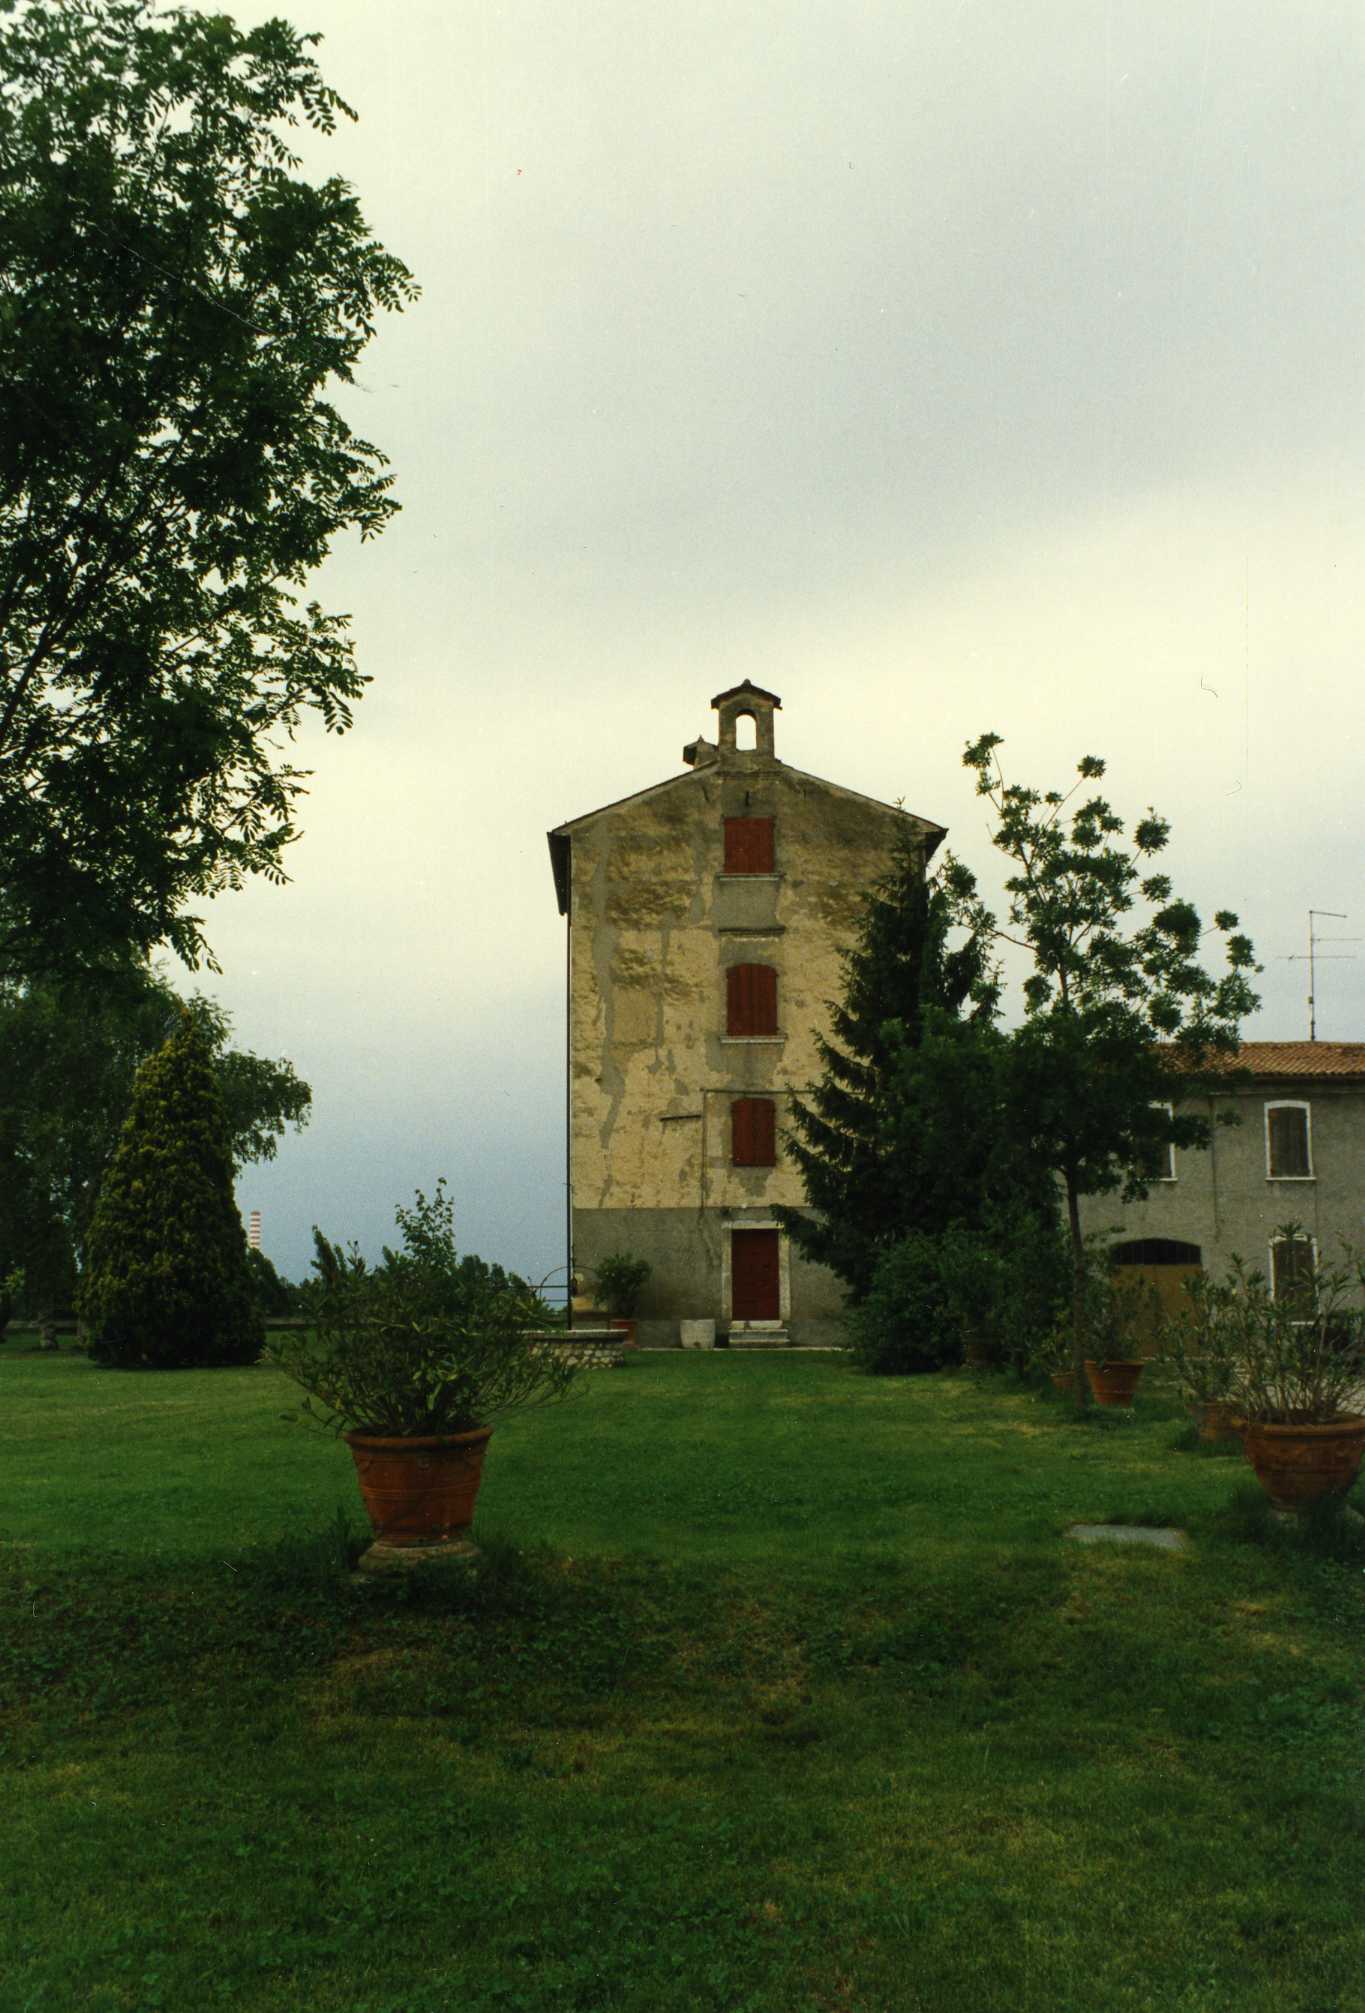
left=270, top=1184, right=577, bottom=1435
left=246, top=1247, right=295, bottom=1318
left=989, top=1205, right=1071, bottom=1376
left=850, top=1212, right=1070, bottom=1379
left=592, top=1251, right=651, bottom=1318
left=78, top=1014, right=263, bottom=1368
left=848, top=1234, right=958, bottom=1374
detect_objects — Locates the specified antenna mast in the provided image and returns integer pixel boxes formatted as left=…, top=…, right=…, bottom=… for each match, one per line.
left=1302, top=910, right=1359, bottom=1041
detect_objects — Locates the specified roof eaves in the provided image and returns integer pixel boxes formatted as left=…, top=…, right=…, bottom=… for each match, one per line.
left=547, top=764, right=705, bottom=841
left=777, top=763, right=948, bottom=856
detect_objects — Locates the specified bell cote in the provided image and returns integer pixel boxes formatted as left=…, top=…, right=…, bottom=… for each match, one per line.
left=711, top=681, right=781, bottom=760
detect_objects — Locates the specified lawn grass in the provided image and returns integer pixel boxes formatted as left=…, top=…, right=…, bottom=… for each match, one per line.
left=3, top=1350, right=1365, bottom=2012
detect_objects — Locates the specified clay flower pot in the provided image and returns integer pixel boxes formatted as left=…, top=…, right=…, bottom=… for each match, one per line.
left=1241, top=1417, right=1365, bottom=1512
left=1050, top=1371, right=1077, bottom=1394
left=1188, top=1400, right=1244, bottom=1444
left=344, top=1427, right=493, bottom=1547
left=1084, top=1360, right=1145, bottom=1408
left=609, top=1316, right=639, bottom=1349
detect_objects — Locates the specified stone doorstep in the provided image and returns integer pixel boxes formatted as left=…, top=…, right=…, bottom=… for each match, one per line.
left=1066, top=1524, right=1189, bottom=1552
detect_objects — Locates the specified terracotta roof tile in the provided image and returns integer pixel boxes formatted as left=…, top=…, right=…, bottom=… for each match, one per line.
left=1165, top=1041, right=1365, bottom=1081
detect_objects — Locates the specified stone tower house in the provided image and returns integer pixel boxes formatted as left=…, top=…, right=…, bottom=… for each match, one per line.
left=547, top=683, right=945, bottom=1346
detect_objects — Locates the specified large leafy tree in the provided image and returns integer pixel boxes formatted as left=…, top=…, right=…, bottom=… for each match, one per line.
left=0, top=0, right=417, bottom=981
left=0, top=963, right=309, bottom=1334
left=777, top=823, right=1002, bottom=1304
left=78, top=1010, right=263, bottom=1367
left=962, top=734, right=1260, bottom=1402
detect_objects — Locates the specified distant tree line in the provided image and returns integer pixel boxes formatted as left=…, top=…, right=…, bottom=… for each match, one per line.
left=0, top=961, right=310, bottom=1342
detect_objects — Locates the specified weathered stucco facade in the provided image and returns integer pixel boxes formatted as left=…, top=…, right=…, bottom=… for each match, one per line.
left=548, top=683, right=943, bottom=1346
left=1078, top=1044, right=1365, bottom=1312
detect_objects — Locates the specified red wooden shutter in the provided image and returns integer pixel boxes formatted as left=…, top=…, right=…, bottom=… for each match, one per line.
left=726, top=964, right=778, bottom=1035
left=731, top=1229, right=781, bottom=1320
left=731, top=1097, right=777, bottom=1166
left=723, top=817, right=775, bottom=874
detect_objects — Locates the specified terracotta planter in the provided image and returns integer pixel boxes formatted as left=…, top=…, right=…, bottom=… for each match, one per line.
left=1241, top=1417, right=1365, bottom=1512
left=1084, top=1359, right=1145, bottom=1407
left=609, top=1316, right=639, bottom=1349
left=1188, top=1399, right=1244, bottom=1444
left=344, top=1427, right=493, bottom=1547
left=1050, top=1371, right=1077, bottom=1394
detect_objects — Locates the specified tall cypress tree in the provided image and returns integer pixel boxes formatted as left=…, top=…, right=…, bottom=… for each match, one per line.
left=78, top=1013, right=263, bottom=1368
left=777, top=828, right=1000, bottom=1303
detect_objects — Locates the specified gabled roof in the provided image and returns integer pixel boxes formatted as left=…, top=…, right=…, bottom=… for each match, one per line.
left=711, top=679, right=782, bottom=709
left=546, top=760, right=946, bottom=915
left=1167, top=1041, right=1365, bottom=1082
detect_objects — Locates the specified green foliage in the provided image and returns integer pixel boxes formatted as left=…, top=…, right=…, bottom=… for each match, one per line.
left=0, top=962, right=308, bottom=1322
left=848, top=1232, right=959, bottom=1374
left=0, top=0, right=417, bottom=981
left=985, top=1203, right=1073, bottom=1375
left=963, top=734, right=1261, bottom=1395
left=1157, top=1271, right=1244, bottom=1406
left=592, top=1251, right=652, bottom=1317
left=850, top=1210, right=1069, bottom=1377
left=270, top=1182, right=576, bottom=1434
left=77, top=1012, right=263, bottom=1366
left=780, top=818, right=1065, bottom=1378
left=245, top=1245, right=294, bottom=1318
left=1178, top=1235, right=1365, bottom=1426
left=1080, top=1246, right=1162, bottom=1363
left=778, top=822, right=1011, bottom=1305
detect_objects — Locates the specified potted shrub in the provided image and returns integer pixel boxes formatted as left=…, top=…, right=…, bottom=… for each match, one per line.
left=1219, top=1232, right=1365, bottom=1512
left=1082, top=1260, right=1156, bottom=1407
left=1156, top=1273, right=1245, bottom=1442
left=1031, top=1323, right=1076, bottom=1393
left=270, top=1184, right=576, bottom=1556
left=592, top=1251, right=652, bottom=1347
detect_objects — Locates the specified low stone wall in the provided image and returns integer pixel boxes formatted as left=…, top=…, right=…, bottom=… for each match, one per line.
left=531, top=1329, right=624, bottom=1369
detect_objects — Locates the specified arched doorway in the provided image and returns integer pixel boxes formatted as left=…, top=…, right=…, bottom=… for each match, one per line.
left=1109, top=1238, right=1203, bottom=1349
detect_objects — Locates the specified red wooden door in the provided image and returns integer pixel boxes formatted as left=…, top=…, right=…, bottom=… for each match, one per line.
left=731, top=1229, right=780, bottom=1320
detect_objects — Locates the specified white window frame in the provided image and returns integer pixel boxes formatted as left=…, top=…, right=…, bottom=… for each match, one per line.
left=1264, top=1099, right=1314, bottom=1181
left=1269, top=1230, right=1317, bottom=1306
left=1142, top=1102, right=1176, bottom=1182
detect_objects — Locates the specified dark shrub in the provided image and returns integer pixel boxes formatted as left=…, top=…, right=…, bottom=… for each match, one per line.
left=848, top=1234, right=958, bottom=1375
left=78, top=1014, right=263, bottom=1367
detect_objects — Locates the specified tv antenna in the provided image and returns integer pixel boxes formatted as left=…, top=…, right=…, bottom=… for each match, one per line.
left=1279, top=910, right=1360, bottom=1041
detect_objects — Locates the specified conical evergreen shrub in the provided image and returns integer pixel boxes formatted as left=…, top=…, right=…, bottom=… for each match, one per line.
left=78, top=1012, right=264, bottom=1368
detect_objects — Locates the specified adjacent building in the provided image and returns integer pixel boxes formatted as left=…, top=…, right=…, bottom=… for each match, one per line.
left=547, top=682, right=944, bottom=1346
left=1082, top=1043, right=1365, bottom=1315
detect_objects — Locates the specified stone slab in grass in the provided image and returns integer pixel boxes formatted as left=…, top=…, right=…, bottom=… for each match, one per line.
left=353, top=1537, right=481, bottom=1580
left=1066, top=1523, right=1189, bottom=1552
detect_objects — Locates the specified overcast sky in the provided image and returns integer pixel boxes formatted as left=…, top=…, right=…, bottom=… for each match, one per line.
left=184, top=0, right=1365, bottom=1285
